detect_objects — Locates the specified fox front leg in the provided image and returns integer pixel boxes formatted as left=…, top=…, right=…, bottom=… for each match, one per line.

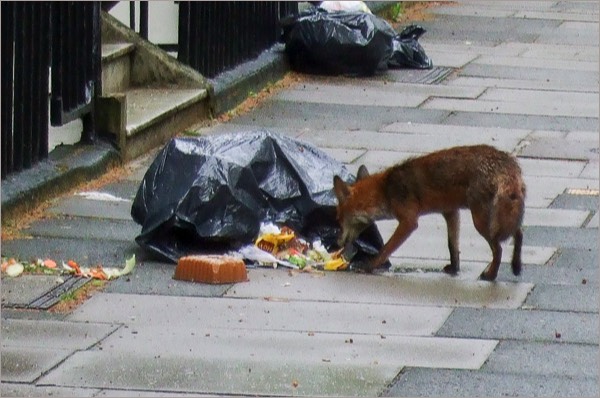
left=368, top=216, right=418, bottom=271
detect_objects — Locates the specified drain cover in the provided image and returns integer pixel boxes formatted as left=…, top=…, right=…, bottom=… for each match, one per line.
left=565, top=188, right=599, bottom=196
left=385, top=66, right=455, bottom=84
left=3, top=275, right=90, bottom=310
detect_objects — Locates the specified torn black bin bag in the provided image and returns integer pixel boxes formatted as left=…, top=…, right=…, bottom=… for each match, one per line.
left=388, top=25, right=433, bottom=69
left=280, top=8, right=433, bottom=75
left=280, top=9, right=397, bottom=76
left=131, top=130, right=386, bottom=268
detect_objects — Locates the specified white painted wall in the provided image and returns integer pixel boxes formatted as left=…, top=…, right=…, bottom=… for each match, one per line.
left=109, top=1, right=179, bottom=45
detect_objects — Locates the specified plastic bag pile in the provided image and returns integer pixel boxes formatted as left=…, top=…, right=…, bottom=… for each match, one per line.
left=280, top=4, right=432, bottom=76
left=131, top=130, right=385, bottom=266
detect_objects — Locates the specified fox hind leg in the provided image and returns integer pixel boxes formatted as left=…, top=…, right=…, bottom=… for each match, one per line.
left=511, top=228, right=523, bottom=276
left=442, top=210, right=460, bottom=275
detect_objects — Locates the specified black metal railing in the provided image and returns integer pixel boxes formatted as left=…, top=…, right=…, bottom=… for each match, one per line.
left=1, top=1, right=101, bottom=179
left=50, top=1, right=101, bottom=142
left=178, top=1, right=298, bottom=78
left=1, top=2, right=50, bottom=179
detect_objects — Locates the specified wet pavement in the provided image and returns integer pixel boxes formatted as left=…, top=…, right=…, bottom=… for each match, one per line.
left=2, top=1, right=598, bottom=397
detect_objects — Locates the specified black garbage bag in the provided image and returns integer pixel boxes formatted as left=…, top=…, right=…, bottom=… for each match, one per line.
left=388, top=25, right=433, bottom=69
left=131, top=130, right=386, bottom=267
left=280, top=9, right=397, bottom=76
left=280, top=8, right=432, bottom=75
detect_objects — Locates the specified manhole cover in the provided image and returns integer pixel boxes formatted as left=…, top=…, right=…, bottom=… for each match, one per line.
left=385, top=66, right=455, bottom=84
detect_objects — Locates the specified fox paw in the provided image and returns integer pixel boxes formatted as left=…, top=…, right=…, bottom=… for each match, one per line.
left=442, top=264, right=458, bottom=275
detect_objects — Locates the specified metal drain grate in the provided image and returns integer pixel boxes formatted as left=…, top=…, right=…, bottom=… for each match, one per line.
left=565, top=188, right=599, bottom=196
left=387, top=66, right=455, bottom=84
left=5, top=276, right=91, bottom=310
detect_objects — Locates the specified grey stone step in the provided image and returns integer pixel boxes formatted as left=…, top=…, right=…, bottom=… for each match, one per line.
left=124, top=87, right=208, bottom=137
left=101, top=42, right=135, bottom=95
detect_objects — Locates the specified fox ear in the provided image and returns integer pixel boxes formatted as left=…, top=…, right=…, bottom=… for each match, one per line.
left=333, top=175, right=350, bottom=203
left=357, top=165, right=370, bottom=180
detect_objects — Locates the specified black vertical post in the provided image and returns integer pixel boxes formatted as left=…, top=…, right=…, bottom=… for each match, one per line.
left=129, top=1, right=135, bottom=31
left=1, top=2, right=15, bottom=179
left=139, top=1, right=148, bottom=39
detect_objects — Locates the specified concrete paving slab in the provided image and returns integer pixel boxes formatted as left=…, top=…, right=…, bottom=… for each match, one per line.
left=473, top=54, right=598, bottom=71
left=495, top=259, right=598, bottom=287
left=320, top=147, right=366, bottom=164
left=102, top=261, right=231, bottom=297
left=523, top=208, right=589, bottom=227
left=2, top=318, right=118, bottom=350
left=430, top=5, right=516, bottom=18
left=578, top=161, right=599, bottom=179
left=95, top=390, right=216, bottom=397
left=414, top=50, right=477, bottom=68
left=420, top=41, right=524, bottom=57
left=69, top=294, right=453, bottom=337
left=436, top=308, right=599, bottom=344
left=381, top=121, right=530, bottom=144
left=447, top=75, right=598, bottom=93
left=226, top=269, right=533, bottom=310
left=2, top=275, right=63, bottom=307
left=301, top=129, right=522, bottom=154
left=26, top=217, right=141, bottom=242
left=586, top=212, right=598, bottom=228
left=459, top=63, right=599, bottom=86
left=423, top=97, right=598, bottom=118
left=232, top=101, right=449, bottom=132
left=349, top=150, right=424, bottom=172
left=1, top=383, right=99, bottom=397
left=550, top=192, right=599, bottom=211
left=518, top=158, right=586, bottom=178
left=520, top=137, right=600, bottom=161
left=94, top=180, right=141, bottom=201
left=1, top=346, right=73, bottom=383
left=275, top=85, right=428, bottom=108
left=525, top=283, right=598, bottom=313
left=297, top=80, right=486, bottom=99
left=40, top=350, right=400, bottom=397
left=0, top=237, right=143, bottom=267
left=98, top=327, right=498, bottom=370
left=376, top=214, right=556, bottom=266
left=384, top=367, right=599, bottom=397
left=480, top=87, right=599, bottom=106
left=497, top=42, right=600, bottom=62
left=523, top=226, right=598, bottom=250
left=536, top=21, right=599, bottom=46
left=445, top=110, right=598, bottom=135
left=514, top=10, right=600, bottom=22
left=1, top=319, right=119, bottom=382
left=523, top=175, right=598, bottom=207
left=457, top=1, right=558, bottom=11
left=421, top=14, right=559, bottom=46
left=385, top=259, right=487, bottom=281
left=48, top=196, right=133, bottom=221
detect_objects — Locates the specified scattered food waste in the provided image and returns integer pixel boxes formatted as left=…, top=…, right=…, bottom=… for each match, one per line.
left=236, top=223, right=348, bottom=271
left=1, top=255, right=136, bottom=280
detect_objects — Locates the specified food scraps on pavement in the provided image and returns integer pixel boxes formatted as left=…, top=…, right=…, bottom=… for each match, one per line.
left=1, top=255, right=136, bottom=280
left=239, top=223, right=348, bottom=271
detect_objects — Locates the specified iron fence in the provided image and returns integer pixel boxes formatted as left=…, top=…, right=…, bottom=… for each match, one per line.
left=1, top=1, right=101, bottom=179
left=178, top=1, right=298, bottom=78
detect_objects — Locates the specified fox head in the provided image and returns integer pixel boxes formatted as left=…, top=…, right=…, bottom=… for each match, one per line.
left=333, top=165, right=373, bottom=251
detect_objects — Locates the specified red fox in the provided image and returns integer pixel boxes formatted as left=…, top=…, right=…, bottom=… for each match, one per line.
left=333, top=145, right=526, bottom=281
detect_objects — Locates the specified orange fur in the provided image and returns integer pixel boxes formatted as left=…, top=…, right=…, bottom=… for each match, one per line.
left=333, top=145, right=526, bottom=281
